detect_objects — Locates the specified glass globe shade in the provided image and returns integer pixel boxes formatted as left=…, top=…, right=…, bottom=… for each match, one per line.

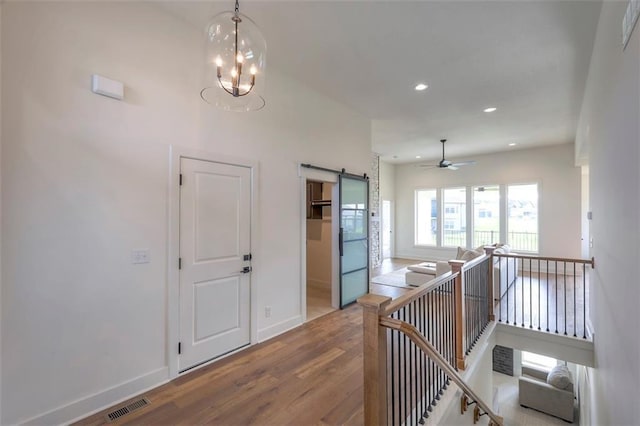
left=201, top=11, right=267, bottom=112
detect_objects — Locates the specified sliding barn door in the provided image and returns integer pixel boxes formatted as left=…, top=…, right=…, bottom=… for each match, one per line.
left=339, top=175, right=370, bottom=307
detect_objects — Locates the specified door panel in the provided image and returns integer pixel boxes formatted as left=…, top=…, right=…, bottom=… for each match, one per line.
left=194, top=277, right=241, bottom=342
left=339, top=175, right=369, bottom=308
left=179, top=158, right=251, bottom=372
left=194, top=173, right=242, bottom=262
left=342, top=240, right=368, bottom=272
left=341, top=268, right=368, bottom=306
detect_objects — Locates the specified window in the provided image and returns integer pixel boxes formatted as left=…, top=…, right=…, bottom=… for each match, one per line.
left=414, top=182, right=541, bottom=251
left=522, top=351, right=557, bottom=372
left=442, top=187, right=466, bottom=247
left=473, top=185, right=500, bottom=247
left=415, top=189, right=437, bottom=245
left=507, top=183, right=538, bottom=252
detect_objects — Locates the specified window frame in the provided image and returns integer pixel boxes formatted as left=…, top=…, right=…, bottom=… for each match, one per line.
left=414, top=188, right=439, bottom=247
left=441, top=187, right=467, bottom=248
left=506, top=182, right=540, bottom=253
left=412, top=181, right=541, bottom=253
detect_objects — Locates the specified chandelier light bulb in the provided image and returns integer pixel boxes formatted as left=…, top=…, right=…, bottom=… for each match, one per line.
left=236, top=53, right=244, bottom=63
left=250, top=64, right=257, bottom=75
left=215, top=56, right=223, bottom=67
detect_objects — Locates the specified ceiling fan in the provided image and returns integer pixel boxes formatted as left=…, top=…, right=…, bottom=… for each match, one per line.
left=418, top=139, right=476, bottom=170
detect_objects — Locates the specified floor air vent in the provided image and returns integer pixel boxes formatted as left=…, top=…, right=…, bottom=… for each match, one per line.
left=105, top=397, right=150, bottom=422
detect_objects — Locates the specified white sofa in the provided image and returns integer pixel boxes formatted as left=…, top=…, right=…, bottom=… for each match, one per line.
left=518, top=365, right=575, bottom=422
left=404, top=245, right=518, bottom=291
left=433, top=245, right=518, bottom=299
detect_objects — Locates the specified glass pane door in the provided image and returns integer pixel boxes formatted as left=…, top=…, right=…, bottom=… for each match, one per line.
left=339, top=175, right=369, bottom=307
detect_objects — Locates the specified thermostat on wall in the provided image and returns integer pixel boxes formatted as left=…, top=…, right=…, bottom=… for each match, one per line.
left=91, top=74, right=124, bottom=100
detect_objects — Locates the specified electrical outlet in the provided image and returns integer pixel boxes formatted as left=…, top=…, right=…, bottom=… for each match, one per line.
left=131, top=249, right=150, bottom=264
left=265, top=306, right=272, bottom=318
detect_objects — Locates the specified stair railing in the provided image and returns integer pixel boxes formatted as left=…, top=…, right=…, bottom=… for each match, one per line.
left=489, top=248, right=595, bottom=339
left=360, top=248, right=501, bottom=426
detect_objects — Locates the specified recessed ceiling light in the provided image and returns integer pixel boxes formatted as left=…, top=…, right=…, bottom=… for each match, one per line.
left=415, top=83, right=428, bottom=91
left=509, top=143, right=517, bottom=146
left=416, top=155, right=421, bottom=159
left=484, top=107, right=497, bottom=113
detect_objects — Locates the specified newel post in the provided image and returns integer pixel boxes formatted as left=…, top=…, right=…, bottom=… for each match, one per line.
left=450, top=259, right=467, bottom=371
left=484, top=246, right=496, bottom=321
left=358, top=294, right=392, bottom=426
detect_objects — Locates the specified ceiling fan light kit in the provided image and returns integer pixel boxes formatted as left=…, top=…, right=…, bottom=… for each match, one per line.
left=418, top=139, right=476, bottom=170
left=201, top=0, right=267, bottom=112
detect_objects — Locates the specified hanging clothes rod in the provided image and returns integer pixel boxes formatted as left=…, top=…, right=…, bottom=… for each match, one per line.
left=300, top=163, right=368, bottom=180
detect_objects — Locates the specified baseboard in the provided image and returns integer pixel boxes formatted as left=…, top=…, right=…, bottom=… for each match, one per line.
left=257, top=315, right=303, bottom=342
left=21, top=367, right=169, bottom=426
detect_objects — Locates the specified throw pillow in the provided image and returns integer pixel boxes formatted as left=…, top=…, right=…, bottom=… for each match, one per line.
left=456, top=246, right=484, bottom=262
left=546, top=365, right=572, bottom=390
left=460, top=250, right=482, bottom=261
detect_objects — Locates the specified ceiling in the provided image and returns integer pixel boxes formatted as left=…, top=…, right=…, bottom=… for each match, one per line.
left=161, top=1, right=602, bottom=164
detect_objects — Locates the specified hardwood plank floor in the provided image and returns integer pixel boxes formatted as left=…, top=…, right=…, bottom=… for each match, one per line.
left=76, top=259, right=414, bottom=426
left=306, top=279, right=335, bottom=322
left=496, top=271, right=590, bottom=339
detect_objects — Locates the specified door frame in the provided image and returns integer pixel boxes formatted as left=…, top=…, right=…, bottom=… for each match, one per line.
left=298, top=166, right=340, bottom=322
left=167, top=146, right=259, bottom=379
left=381, top=199, right=394, bottom=259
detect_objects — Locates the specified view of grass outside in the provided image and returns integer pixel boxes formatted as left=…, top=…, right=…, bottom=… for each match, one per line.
left=442, top=187, right=466, bottom=247
left=473, top=185, right=500, bottom=247
left=507, top=183, right=538, bottom=252
left=415, top=189, right=437, bottom=245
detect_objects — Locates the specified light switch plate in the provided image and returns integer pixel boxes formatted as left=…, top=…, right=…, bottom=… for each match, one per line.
left=131, top=249, right=150, bottom=264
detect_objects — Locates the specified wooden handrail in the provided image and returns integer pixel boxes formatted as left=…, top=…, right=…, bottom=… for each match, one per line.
left=383, top=254, right=490, bottom=317
left=493, top=252, right=595, bottom=267
left=459, top=252, right=489, bottom=270
left=380, top=317, right=504, bottom=426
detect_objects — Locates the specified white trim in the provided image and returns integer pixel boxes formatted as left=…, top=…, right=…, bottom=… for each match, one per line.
left=298, top=165, right=340, bottom=321
left=167, top=146, right=260, bottom=380
left=22, top=368, right=169, bottom=426
left=299, top=177, right=308, bottom=323
left=257, top=315, right=303, bottom=342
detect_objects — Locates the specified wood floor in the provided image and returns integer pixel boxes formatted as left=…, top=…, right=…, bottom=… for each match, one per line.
left=77, top=259, right=412, bottom=426
left=496, top=272, right=590, bottom=339
left=306, top=279, right=335, bottom=322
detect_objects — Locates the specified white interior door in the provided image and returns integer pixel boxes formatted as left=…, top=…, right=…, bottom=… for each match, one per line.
left=179, top=158, right=251, bottom=372
left=382, top=200, right=392, bottom=259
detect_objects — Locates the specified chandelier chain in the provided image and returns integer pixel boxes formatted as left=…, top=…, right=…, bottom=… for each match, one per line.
left=235, top=0, right=239, bottom=14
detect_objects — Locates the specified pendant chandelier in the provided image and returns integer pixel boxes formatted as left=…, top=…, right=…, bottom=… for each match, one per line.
left=201, top=0, right=266, bottom=112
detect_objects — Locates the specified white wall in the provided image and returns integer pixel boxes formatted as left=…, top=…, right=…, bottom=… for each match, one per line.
left=0, top=2, right=371, bottom=424
left=394, top=144, right=582, bottom=261
left=575, top=2, right=640, bottom=424
left=379, top=160, right=395, bottom=202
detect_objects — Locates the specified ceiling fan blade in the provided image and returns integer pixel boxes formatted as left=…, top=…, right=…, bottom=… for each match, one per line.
left=449, top=160, right=476, bottom=167
left=446, top=165, right=459, bottom=171
left=417, top=164, right=439, bottom=168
